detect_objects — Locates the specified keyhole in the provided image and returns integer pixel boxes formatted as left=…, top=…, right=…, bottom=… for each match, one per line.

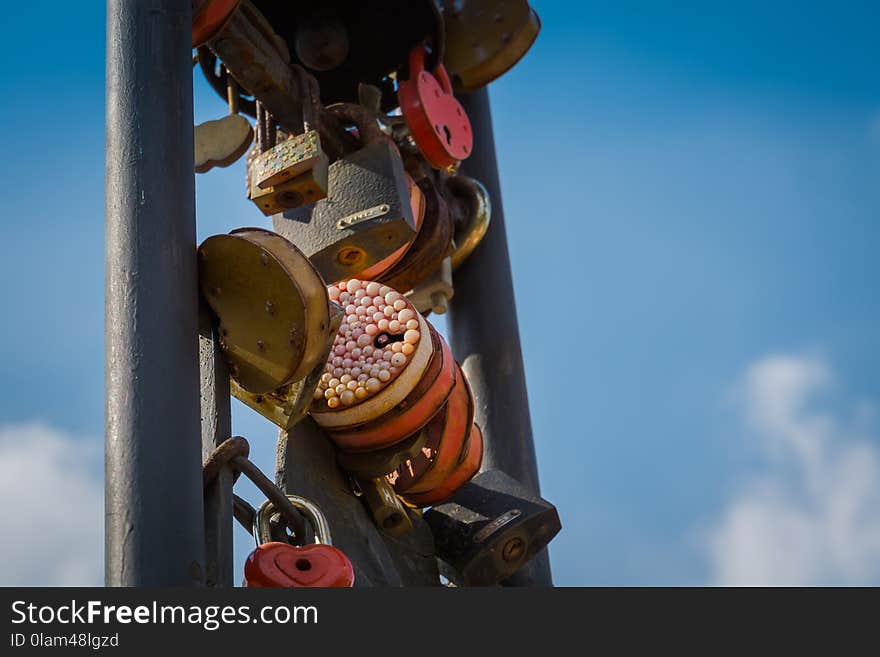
left=374, top=332, right=405, bottom=349
left=295, top=558, right=312, bottom=571
left=442, top=125, right=452, bottom=145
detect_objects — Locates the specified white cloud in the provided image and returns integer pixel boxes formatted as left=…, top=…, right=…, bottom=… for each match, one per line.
left=705, top=355, right=880, bottom=585
left=0, top=422, right=103, bottom=586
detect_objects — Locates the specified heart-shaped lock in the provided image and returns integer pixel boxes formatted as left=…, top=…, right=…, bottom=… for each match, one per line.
left=398, top=45, right=473, bottom=169
left=244, top=495, right=355, bottom=588
left=244, top=542, right=355, bottom=588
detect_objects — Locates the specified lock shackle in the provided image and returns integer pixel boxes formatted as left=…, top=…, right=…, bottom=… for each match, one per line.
left=325, top=102, right=385, bottom=146
left=447, top=175, right=491, bottom=270
left=253, top=495, right=334, bottom=548
left=407, top=45, right=453, bottom=96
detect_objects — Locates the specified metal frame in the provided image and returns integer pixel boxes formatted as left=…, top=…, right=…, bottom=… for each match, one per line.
left=105, top=0, right=205, bottom=586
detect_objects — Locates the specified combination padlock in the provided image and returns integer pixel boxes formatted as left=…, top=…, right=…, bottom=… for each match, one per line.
left=247, top=71, right=330, bottom=216
left=423, top=470, right=562, bottom=586
left=398, top=45, right=473, bottom=170
left=198, top=228, right=340, bottom=429
left=245, top=495, right=355, bottom=588
left=440, top=0, right=541, bottom=91
left=272, top=103, right=417, bottom=284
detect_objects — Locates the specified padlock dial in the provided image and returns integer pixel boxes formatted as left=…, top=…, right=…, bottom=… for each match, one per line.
left=311, top=280, right=429, bottom=413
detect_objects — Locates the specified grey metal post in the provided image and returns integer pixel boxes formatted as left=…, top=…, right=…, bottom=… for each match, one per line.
left=105, top=0, right=205, bottom=586
left=448, top=87, right=553, bottom=586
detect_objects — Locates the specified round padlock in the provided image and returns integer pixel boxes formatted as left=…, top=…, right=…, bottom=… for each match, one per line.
left=245, top=495, right=355, bottom=588
left=390, top=363, right=475, bottom=494
left=398, top=45, right=473, bottom=169
left=403, top=423, right=484, bottom=508
left=198, top=228, right=331, bottom=395
left=192, top=0, right=240, bottom=47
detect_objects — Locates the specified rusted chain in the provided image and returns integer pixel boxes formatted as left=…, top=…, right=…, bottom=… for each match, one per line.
left=203, top=436, right=307, bottom=541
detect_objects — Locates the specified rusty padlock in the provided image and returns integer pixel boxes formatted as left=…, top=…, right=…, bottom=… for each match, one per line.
left=198, top=228, right=340, bottom=429
left=247, top=71, right=330, bottom=216
left=272, top=104, right=417, bottom=284
left=440, top=0, right=541, bottom=91
left=245, top=495, right=355, bottom=588
left=398, top=45, right=472, bottom=170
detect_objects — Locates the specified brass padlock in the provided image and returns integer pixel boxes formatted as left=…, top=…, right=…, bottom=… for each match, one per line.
left=441, top=0, right=541, bottom=91
left=355, top=477, right=414, bottom=538
left=272, top=104, right=417, bottom=284
left=247, top=71, right=330, bottom=215
left=198, top=228, right=340, bottom=429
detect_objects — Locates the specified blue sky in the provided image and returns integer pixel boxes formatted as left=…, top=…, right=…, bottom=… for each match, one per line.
left=1, top=1, right=878, bottom=586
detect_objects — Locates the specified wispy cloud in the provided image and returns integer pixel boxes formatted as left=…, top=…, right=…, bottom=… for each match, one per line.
left=704, top=355, right=880, bottom=585
left=0, top=422, right=103, bottom=586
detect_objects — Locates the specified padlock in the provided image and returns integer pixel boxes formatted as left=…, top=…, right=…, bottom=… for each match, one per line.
left=446, top=174, right=491, bottom=270
left=389, top=362, right=474, bottom=496
left=336, top=426, right=429, bottom=479
left=399, top=423, right=484, bottom=508
left=354, top=172, right=426, bottom=282
left=272, top=104, right=417, bottom=284
left=309, top=279, right=456, bottom=452
left=398, top=45, right=472, bottom=170
left=440, top=0, right=541, bottom=91
left=247, top=72, right=330, bottom=216
left=194, top=74, right=253, bottom=174
left=248, top=1, right=443, bottom=108
left=245, top=495, right=355, bottom=587
left=355, top=477, right=414, bottom=538
left=375, top=174, right=454, bottom=296
left=198, top=228, right=340, bottom=429
left=192, top=0, right=241, bottom=47
left=423, top=469, right=561, bottom=586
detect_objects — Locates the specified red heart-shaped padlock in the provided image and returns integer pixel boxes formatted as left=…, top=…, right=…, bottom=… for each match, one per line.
left=244, top=542, right=355, bottom=588
left=398, top=46, right=473, bottom=170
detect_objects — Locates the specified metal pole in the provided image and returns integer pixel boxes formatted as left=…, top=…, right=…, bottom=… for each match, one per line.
left=105, top=0, right=205, bottom=586
left=448, top=87, right=553, bottom=586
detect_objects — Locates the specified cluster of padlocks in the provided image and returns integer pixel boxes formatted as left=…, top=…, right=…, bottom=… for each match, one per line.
left=193, top=0, right=560, bottom=587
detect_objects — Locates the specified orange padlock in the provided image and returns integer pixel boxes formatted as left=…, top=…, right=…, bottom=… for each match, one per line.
left=403, top=423, right=484, bottom=508
left=398, top=45, right=473, bottom=169
left=390, top=363, right=474, bottom=494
